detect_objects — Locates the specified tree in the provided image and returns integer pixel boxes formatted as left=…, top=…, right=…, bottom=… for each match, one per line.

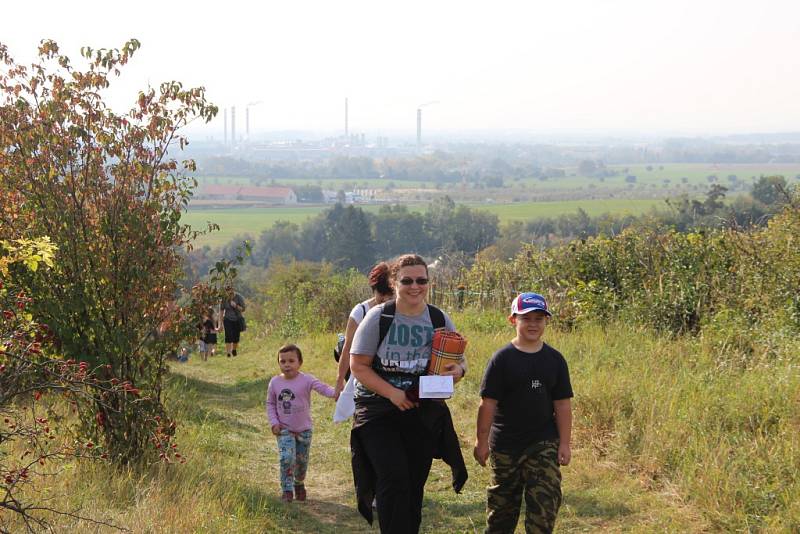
left=578, top=159, right=597, bottom=176
left=751, top=175, right=788, bottom=207
left=254, top=221, right=301, bottom=266
left=701, top=184, right=728, bottom=214
left=372, top=205, right=430, bottom=259
left=424, top=197, right=499, bottom=256
left=0, top=40, right=217, bottom=463
left=322, top=204, right=376, bottom=271
left=292, top=184, right=323, bottom=203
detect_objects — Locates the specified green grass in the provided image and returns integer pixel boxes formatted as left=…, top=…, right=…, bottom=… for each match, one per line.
left=469, top=198, right=663, bottom=221
left=198, top=164, right=800, bottom=193
left=183, top=199, right=665, bottom=248
left=511, top=163, right=800, bottom=190
left=183, top=206, right=328, bottom=247
left=36, top=318, right=785, bottom=532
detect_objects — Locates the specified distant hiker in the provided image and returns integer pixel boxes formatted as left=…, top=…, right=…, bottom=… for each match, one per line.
left=349, top=253, right=468, bottom=533
left=221, top=285, right=246, bottom=357
left=474, top=292, right=573, bottom=534
left=197, top=306, right=218, bottom=362
left=266, top=344, right=336, bottom=503
left=456, top=284, right=466, bottom=310
left=332, top=261, right=394, bottom=422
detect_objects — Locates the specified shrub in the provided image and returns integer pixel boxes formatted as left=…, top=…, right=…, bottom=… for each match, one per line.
left=256, top=260, right=369, bottom=335
left=0, top=40, right=216, bottom=463
left=0, top=238, right=185, bottom=530
left=440, top=194, right=800, bottom=345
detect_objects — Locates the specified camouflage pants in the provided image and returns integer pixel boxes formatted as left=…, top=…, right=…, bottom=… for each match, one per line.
left=485, top=440, right=561, bottom=534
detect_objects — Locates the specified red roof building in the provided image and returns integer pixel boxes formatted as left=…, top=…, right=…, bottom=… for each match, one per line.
left=199, top=185, right=297, bottom=204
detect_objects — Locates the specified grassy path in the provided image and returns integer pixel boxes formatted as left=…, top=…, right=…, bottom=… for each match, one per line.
left=158, top=330, right=711, bottom=533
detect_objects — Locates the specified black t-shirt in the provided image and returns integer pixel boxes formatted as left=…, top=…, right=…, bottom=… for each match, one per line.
left=479, top=342, right=573, bottom=454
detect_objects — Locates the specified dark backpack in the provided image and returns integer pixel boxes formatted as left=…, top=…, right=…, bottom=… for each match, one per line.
left=333, top=333, right=346, bottom=362
left=333, top=303, right=368, bottom=363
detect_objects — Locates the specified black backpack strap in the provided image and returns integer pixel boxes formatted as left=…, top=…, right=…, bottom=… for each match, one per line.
left=360, top=303, right=367, bottom=319
left=427, top=304, right=446, bottom=331
left=377, top=301, right=445, bottom=352
left=377, top=300, right=396, bottom=351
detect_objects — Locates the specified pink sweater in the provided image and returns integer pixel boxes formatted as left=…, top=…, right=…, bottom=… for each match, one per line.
left=266, top=372, right=335, bottom=432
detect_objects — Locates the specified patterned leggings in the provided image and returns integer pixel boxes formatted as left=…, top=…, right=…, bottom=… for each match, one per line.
left=276, top=429, right=312, bottom=492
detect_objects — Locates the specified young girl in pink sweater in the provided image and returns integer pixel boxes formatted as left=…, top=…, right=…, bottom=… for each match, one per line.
left=266, top=344, right=335, bottom=503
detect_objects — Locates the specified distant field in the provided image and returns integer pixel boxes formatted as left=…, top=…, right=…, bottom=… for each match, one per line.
left=510, top=163, right=800, bottom=194
left=185, top=162, right=800, bottom=248
left=183, top=198, right=664, bottom=248
left=471, top=198, right=662, bottom=220
left=196, top=164, right=800, bottom=195
left=617, top=163, right=800, bottom=183
left=183, top=206, right=324, bottom=247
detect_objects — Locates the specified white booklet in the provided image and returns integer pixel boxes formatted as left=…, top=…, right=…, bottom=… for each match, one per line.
left=419, top=375, right=454, bottom=399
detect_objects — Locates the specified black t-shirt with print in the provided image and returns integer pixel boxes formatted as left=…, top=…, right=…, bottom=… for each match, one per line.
left=479, top=342, right=573, bottom=454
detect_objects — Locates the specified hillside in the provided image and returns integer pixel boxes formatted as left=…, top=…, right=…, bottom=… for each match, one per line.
left=34, top=322, right=735, bottom=533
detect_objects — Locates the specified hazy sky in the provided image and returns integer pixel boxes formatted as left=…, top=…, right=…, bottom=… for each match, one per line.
left=4, top=0, right=800, bottom=138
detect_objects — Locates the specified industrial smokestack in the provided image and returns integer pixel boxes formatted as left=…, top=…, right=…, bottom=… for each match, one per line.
left=416, top=108, right=422, bottom=148
left=224, top=108, right=228, bottom=145
left=345, top=98, right=349, bottom=137
left=231, top=106, right=237, bottom=145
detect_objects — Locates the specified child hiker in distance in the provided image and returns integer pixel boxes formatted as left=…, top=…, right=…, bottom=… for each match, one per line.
left=197, top=307, right=218, bottom=361
left=474, top=292, right=573, bottom=534
left=266, top=344, right=336, bottom=503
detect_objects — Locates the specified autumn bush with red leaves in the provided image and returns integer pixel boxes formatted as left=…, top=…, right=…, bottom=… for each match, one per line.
left=0, top=37, right=218, bottom=470
left=0, top=239, right=185, bottom=531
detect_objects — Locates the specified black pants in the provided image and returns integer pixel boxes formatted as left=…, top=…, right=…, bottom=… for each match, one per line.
left=222, top=318, right=241, bottom=344
left=358, top=410, right=435, bottom=534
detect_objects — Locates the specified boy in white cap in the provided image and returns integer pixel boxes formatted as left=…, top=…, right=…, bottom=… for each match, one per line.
left=474, top=292, right=573, bottom=534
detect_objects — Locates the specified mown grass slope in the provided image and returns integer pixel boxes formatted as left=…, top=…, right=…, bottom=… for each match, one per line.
left=33, top=317, right=771, bottom=533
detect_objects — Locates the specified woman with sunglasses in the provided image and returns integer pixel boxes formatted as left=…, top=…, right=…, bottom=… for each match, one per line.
left=349, top=253, right=467, bottom=533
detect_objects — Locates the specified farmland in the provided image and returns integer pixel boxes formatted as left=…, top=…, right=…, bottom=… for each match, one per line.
left=184, top=163, right=800, bottom=247
left=183, top=198, right=664, bottom=248
left=195, top=163, right=800, bottom=193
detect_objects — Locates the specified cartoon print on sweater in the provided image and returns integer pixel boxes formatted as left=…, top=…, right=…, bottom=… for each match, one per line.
left=278, top=388, right=296, bottom=414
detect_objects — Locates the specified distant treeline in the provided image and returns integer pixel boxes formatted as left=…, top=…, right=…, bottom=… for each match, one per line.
left=194, top=139, right=800, bottom=185
left=184, top=198, right=499, bottom=281
left=482, top=176, right=792, bottom=259
left=197, top=154, right=569, bottom=187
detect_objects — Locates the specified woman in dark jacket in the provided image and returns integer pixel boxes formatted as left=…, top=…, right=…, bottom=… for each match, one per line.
left=221, top=285, right=245, bottom=357
left=349, top=254, right=467, bottom=534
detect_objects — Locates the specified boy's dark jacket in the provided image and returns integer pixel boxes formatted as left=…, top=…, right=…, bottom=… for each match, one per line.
left=350, top=400, right=468, bottom=524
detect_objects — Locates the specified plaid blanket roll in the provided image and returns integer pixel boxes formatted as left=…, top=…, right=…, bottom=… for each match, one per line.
left=428, top=330, right=467, bottom=375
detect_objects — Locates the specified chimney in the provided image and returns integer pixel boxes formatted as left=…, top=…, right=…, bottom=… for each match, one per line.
left=224, top=108, right=228, bottom=145
left=231, top=106, right=236, bottom=145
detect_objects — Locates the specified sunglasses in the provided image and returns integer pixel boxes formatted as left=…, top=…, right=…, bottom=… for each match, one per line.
left=398, top=277, right=429, bottom=286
